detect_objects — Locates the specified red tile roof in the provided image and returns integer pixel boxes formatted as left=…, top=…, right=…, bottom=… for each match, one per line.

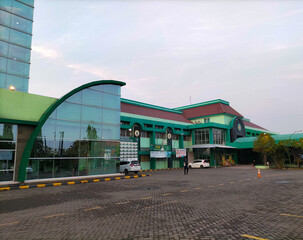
left=243, top=121, right=268, bottom=131
left=180, top=103, right=243, bottom=119
left=121, top=102, right=192, bottom=123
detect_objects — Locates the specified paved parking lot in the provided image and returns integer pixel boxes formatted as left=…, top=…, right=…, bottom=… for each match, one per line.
left=0, top=166, right=302, bottom=240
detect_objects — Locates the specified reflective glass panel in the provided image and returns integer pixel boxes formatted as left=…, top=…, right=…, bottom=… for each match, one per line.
left=0, top=124, right=17, bottom=141
left=0, top=73, right=5, bottom=88
left=40, top=118, right=56, bottom=138
left=56, top=120, right=81, bottom=139
left=80, top=123, right=102, bottom=140
left=79, top=141, right=103, bottom=158
left=9, top=28, right=32, bottom=48
left=0, top=0, right=12, bottom=11
left=103, top=92, right=120, bottom=110
left=31, top=138, right=57, bottom=158
left=12, top=1, right=33, bottom=20
left=103, top=84, right=120, bottom=95
left=18, top=0, right=34, bottom=7
left=82, top=89, right=102, bottom=107
left=0, top=57, right=8, bottom=72
left=0, top=141, right=15, bottom=149
left=6, top=73, right=29, bottom=92
left=8, top=44, right=31, bottom=62
left=0, top=26, right=9, bottom=41
left=102, top=109, right=120, bottom=124
left=7, top=59, right=30, bottom=77
left=81, top=105, right=102, bottom=123
left=0, top=10, right=11, bottom=26
left=102, top=124, right=119, bottom=140
left=57, top=102, right=81, bottom=121
left=0, top=40, right=9, bottom=57
left=11, top=14, right=32, bottom=33
left=57, top=139, right=79, bottom=157
left=66, top=91, right=81, bottom=104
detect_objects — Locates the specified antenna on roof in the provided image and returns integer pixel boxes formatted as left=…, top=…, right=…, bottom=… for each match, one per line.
left=189, top=96, right=192, bottom=105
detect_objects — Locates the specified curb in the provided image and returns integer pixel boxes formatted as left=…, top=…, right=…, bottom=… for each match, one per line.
left=140, top=168, right=183, bottom=172
left=0, top=174, right=151, bottom=191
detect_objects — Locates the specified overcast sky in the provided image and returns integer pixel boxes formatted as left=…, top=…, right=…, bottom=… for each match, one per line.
left=29, top=0, right=303, bottom=134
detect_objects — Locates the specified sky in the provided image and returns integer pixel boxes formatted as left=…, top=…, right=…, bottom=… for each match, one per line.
left=29, top=0, right=303, bottom=134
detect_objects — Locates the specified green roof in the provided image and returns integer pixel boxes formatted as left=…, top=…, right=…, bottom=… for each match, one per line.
left=227, top=133, right=303, bottom=149
left=0, top=88, right=57, bottom=125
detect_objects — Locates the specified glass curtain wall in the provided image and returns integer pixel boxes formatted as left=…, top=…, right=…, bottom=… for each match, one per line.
left=0, top=0, right=34, bottom=92
left=0, top=123, right=17, bottom=181
left=28, top=84, right=121, bottom=179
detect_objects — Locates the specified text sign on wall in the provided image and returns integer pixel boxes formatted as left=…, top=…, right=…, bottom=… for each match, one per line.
left=176, top=149, right=186, bottom=158
left=150, top=151, right=171, bottom=158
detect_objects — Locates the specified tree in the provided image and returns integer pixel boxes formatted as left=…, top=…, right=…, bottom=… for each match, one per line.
left=270, top=141, right=287, bottom=169
left=253, top=133, right=275, bottom=165
left=290, top=138, right=303, bottom=168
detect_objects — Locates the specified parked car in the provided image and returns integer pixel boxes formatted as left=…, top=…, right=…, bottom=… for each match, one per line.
left=188, top=159, right=210, bottom=168
left=120, top=160, right=141, bottom=174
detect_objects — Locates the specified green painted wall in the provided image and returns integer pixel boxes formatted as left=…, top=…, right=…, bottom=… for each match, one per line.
left=0, top=89, right=57, bottom=123
left=156, top=160, right=168, bottom=169
left=140, top=161, right=150, bottom=170
left=140, top=137, right=150, bottom=147
left=183, top=140, right=192, bottom=148
left=172, top=140, right=179, bottom=149
left=190, top=114, right=234, bottom=125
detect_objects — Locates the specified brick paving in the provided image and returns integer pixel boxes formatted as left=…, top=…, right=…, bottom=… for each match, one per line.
left=0, top=166, right=302, bottom=240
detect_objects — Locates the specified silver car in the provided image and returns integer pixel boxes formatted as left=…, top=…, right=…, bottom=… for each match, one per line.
left=119, top=160, right=141, bottom=175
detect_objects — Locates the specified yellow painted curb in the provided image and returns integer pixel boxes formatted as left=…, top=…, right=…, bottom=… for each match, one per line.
left=93, top=179, right=100, bottom=182
left=141, top=174, right=146, bottom=177
left=67, top=181, right=75, bottom=185
left=81, top=180, right=88, bottom=183
left=115, top=177, right=121, bottom=180
left=134, top=175, right=138, bottom=178
left=37, top=184, right=46, bottom=188
left=0, top=187, right=10, bottom=191
left=105, top=178, right=111, bottom=181
left=125, top=176, right=130, bottom=179
left=19, top=185, right=29, bottom=189
left=53, top=183, right=61, bottom=186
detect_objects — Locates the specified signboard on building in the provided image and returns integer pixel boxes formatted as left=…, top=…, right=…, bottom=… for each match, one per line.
left=176, top=149, right=187, bottom=158
left=150, top=151, right=171, bottom=158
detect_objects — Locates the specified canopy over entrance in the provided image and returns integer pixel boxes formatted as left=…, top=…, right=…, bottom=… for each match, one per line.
left=186, top=144, right=236, bottom=149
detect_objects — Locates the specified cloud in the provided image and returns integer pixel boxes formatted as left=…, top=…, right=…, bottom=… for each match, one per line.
left=67, top=63, right=124, bottom=80
left=32, top=45, right=60, bottom=59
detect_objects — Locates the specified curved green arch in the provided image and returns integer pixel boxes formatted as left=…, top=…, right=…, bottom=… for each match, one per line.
left=18, top=80, right=125, bottom=181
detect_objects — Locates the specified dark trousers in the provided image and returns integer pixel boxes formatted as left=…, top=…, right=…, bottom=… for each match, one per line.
left=184, top=166, right=188, bottom=175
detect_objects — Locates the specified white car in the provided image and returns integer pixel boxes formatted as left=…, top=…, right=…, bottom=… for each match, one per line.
left=120, top=160, right=141, bottom=175
left=188, top=159, right=210, bottom=168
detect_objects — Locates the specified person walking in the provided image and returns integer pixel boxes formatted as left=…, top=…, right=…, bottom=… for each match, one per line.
left=184, top=158, right=189, bottom=175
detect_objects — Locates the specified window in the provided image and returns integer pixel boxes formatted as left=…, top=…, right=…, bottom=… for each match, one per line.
left=120, top=121, right=130, bottom=126
left=155, top=125, right=164, bottom=129
left=175, top=128, right=181, bottom=131
left=144, top=124, right=152, bottom=128
left=156, top=132, right=165, bottom=139
left=184, top=135, right=191, bottom=141
left=204, top=118, right=210, bottom=123
left=194, top=129, right=210, bottom=144
left=140, top=131, right=150, bottom=138
left=213, top=128, right=226, bottom=145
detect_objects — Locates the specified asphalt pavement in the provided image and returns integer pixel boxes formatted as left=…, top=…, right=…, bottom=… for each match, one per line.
left=0, top=165, right=302, bottom=240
